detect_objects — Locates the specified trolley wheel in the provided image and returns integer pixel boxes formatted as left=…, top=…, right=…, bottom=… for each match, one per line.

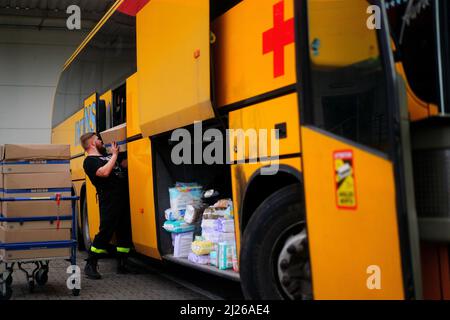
left=72, top=288, right=80, bottom=296
left=0, top=285, right=12, bottom=301
left=28, top=280, right=35, bottom=293
left=35, top=268, right=49, bottom=286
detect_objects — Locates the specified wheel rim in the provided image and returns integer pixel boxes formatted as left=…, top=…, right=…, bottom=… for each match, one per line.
left=272, top=221, right=312, bottom=300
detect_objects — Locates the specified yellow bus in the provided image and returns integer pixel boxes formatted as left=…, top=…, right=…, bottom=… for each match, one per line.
left=51, top=0, right=450, bottom=300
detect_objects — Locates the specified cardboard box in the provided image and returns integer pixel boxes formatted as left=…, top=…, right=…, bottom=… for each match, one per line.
left=2, top=172, right=72, bottom=218
left=100, top=123, right=127, bottom=153
left=1, top=220, right=72, bottom=231
left=0, top=248, right=71, bottom=261
left=2, top=160, right=70, bottom=174
left=0, top=173, right=3, bottom=216
left=3, top=144, right=70, bottom=161
left=3, top=172, right=71, bottom=191
left=0, top=227, right=71, bottom=243
left=0, top=144, right=4, bottom=161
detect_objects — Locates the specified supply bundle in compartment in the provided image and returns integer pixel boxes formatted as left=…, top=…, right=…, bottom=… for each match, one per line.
left=0, top=144, right=72, bottom=260
left=162, top=182, right=204, bottom=259
left=198, top=198, right=238, bottom=272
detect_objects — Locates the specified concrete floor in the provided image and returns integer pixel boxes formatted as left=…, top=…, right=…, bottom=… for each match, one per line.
left=8, top=251, right=208, bottom=300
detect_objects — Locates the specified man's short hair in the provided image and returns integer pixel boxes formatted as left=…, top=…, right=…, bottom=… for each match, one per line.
left=80, top=132, right=96, bottom=151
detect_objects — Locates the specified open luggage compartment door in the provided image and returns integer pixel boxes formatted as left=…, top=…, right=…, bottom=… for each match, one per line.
left=136, top=0, right=213, bottom=137
left=297, top=0, right=422, bottom=299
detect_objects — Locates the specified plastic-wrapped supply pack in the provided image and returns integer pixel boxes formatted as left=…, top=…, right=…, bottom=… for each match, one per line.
left=231, top=244, right=239, bottom=272
left=191, top=239, right=215, bottom=255
left=188, top=252, right=210, bottom=265
left=163, top=220, right=195, bottom=233
left=169, top=183, right=203, bottom=212
left=215, top=218, right=235, bottom=233
left=184, top=204, right=206, bottom=224
left=202, top=230, right=235, bottom=243
left=202, top=200, right=233, bottom=220
left=201, top=218, right=218, bottom=231
left=218, top=241, right=234, bottom=270
left=164, top=208, right=185, bottom=221
left=210, top=251, right=218, bottom=267
left=173, top=232, right=194, bottom=258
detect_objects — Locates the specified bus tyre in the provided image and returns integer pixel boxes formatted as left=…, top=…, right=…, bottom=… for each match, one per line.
left=82, top=197, right=92, bottom=251
left=240, top=184, right=312, bottom=300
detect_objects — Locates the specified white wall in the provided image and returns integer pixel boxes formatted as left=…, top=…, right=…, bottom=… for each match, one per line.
left=0, top=28, right=87, bottom=144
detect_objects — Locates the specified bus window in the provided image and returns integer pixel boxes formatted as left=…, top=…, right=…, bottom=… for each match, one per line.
left=113, top=84, right=127, bottom=127
left=52, top=9, right=136, bottom=129
left=387, top=0, right=449, bottom=115
left=305, top=0, right=389, bottom=153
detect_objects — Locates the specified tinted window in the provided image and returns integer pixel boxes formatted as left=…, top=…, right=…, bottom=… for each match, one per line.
left=387, top=0, right=450, bottom=114
left=52, top=11, right=136, bottom=128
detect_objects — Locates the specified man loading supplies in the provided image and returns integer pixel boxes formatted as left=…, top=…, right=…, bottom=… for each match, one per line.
left=79, top=132, right=133, bottom=279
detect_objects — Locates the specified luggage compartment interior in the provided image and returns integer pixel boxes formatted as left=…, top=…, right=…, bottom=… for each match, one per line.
left=151, top=123, right=238, bottom=278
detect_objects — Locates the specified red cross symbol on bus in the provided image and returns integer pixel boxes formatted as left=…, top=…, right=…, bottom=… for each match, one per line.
left=263, top=0, right=295, bottom=78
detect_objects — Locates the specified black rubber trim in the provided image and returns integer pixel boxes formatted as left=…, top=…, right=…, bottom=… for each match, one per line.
left=126, top=133, right=143, bottom=143
left=230, top=152, right=302, bottom=165
left=70, top=152, right=85, bottom=160
left=219, top=84, right=297, bottom=114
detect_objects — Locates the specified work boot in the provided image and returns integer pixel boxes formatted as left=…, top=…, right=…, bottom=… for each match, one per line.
left=116, top=252, right=141, bottom=274
left=84, top=256, right=102, bottom=280
left=117, top=254, right=131, bottom=274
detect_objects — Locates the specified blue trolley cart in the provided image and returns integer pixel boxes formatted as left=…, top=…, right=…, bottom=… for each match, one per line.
left=0, top=195, right=79, bottom=300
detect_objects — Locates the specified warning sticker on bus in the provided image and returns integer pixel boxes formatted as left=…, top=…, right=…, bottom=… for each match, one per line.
left=333, top=150, right=357, bottom=209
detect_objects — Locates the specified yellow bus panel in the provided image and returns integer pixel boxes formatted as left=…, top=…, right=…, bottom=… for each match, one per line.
left=228, top=93, right=300, bottom=161
left=136, top=0, right=213, bottom=137
left=301, top=127, right=404, bottom=299
left=212, top=0, right=296, bottom=107
left=308, top=0, right=379, bottom=67
left=126, top=74, right=141, bottom=137
left=127, top=139, right=160, bottom=259
left=126, top=73, right=160, bottom=259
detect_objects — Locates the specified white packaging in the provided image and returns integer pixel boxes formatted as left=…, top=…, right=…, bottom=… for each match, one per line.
left=215, top=218, right=235, bottom=233
left=202, top=230, right=235, bottom=244
left=173, top=232, right=194, bottom=258
left=169, top=185, right=202, bottom=212
left=201, top=219, right=218, bottom=231
left=165, top=208, right=184, bottom=221
left=184, top=204, right=204, bottom=224
left=188, top=252, right=210, bottom=265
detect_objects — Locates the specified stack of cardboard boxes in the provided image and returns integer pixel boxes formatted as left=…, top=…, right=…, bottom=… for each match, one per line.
left=0, top=144, right=72, bottom=260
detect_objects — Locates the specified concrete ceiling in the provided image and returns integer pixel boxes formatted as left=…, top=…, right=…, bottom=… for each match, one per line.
left=0, top=0, right=116, bottom=31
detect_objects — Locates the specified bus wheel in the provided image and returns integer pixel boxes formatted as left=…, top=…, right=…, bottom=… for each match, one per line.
left=240, top=184, right=312, bottom=300
left=82, top=197, right=92, bottom=251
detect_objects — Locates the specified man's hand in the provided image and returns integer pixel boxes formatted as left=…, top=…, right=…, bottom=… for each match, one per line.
left=111, top=141, right=119, bottom=156
left=96, top=142, right=119, bottom=178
